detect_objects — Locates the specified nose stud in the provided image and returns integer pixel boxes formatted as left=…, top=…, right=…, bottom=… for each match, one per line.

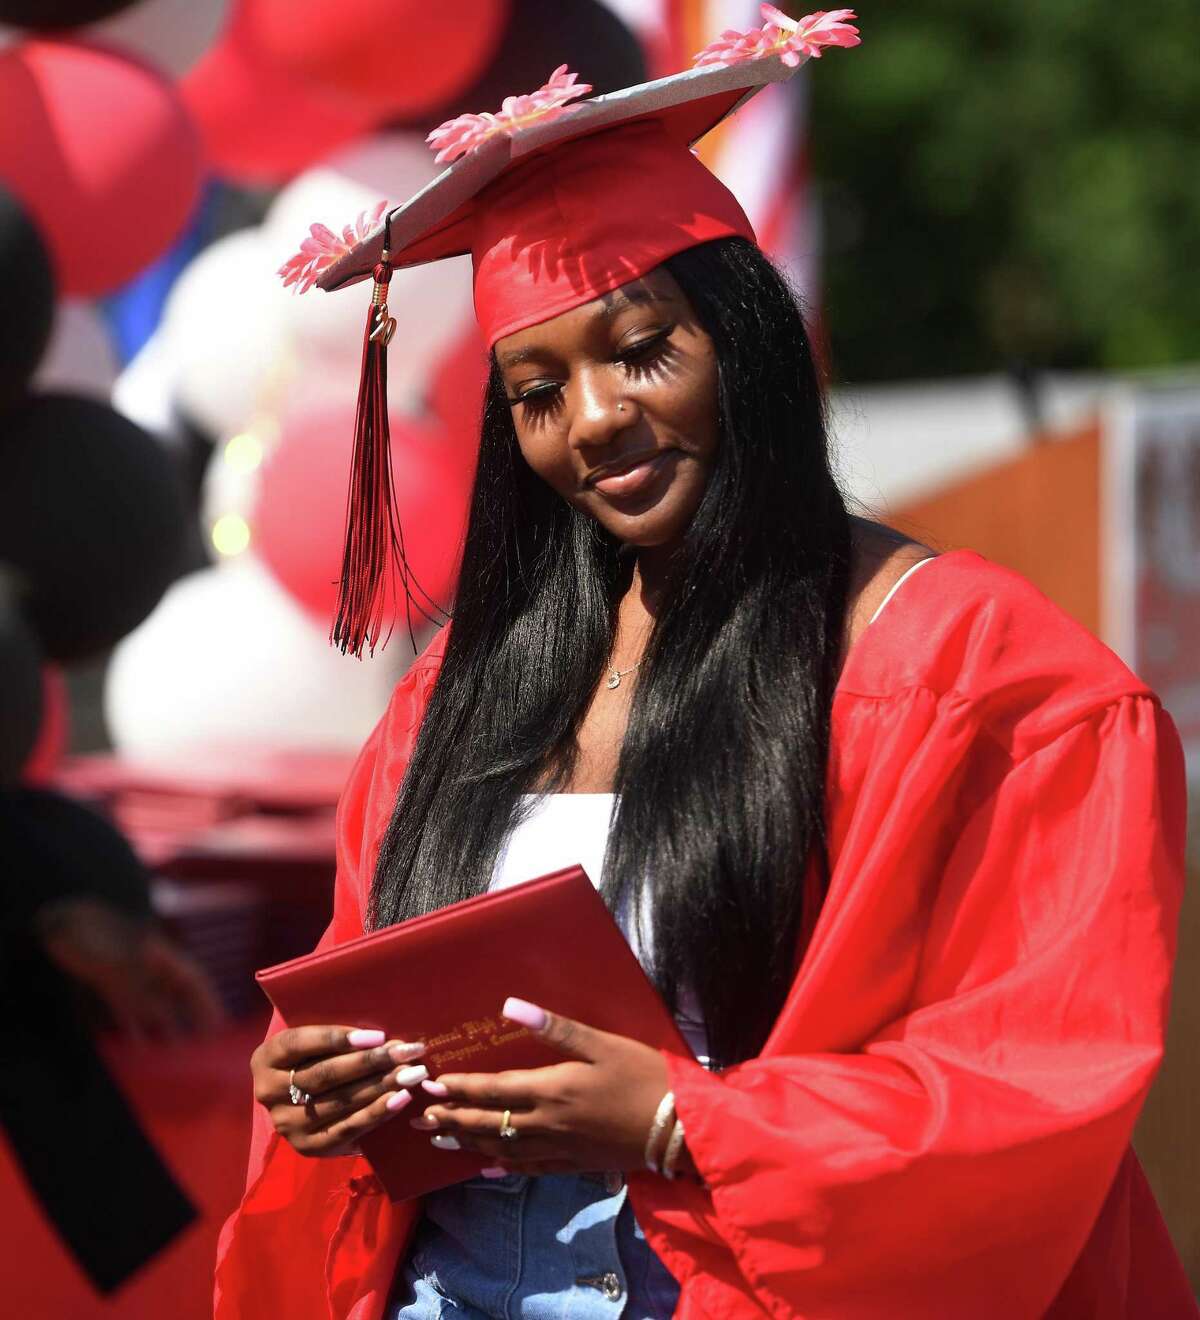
left=617, top=402, right=626, bottom=412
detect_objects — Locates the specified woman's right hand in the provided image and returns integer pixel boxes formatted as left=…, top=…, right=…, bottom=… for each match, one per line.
left=251, top=1026, right=427, bottom=1158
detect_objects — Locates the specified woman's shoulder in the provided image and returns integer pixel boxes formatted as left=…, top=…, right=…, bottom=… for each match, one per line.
left=371, top=626, right=448, bottom=740
left=409, top=623, right=451, bottom=675
left=332, top=627, right=451, bottom=898
left=844, top=520, right=938, bottom=646
left=343, top=627, right=450, bottom=802
left=839, top=548, right=1155, bottom=759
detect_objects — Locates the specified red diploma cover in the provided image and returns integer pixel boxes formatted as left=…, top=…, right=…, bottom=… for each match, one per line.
left=256, top=866, right=691, bottom=1200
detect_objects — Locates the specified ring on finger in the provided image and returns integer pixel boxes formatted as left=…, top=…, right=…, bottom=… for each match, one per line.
left=498, top=1108, right=519, bottom=1141
left=288, top=1068, right=312, bottom=1107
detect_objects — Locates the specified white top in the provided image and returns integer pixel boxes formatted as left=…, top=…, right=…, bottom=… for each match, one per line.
left=491, top=794, right=711, bottom=1064
left=492, top=793, right=617, bottom=899
left=488, top=555, right=939, bottom=1068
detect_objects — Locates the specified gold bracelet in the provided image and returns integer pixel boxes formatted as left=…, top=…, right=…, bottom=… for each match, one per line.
left=661, top=1117, right=687, bottom=1181
left=643, top=1090, right=677, bottom=1173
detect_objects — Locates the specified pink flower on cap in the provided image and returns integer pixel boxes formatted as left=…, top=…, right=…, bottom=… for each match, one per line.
left=425, top=65, right=594, bottom=165
left=278, top=199, right=390, bottom=295
left=694, top=5, right=860, bottom=69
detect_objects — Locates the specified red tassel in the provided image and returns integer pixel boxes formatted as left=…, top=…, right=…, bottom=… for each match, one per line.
left=331, top=254, right=400, bottom=656
left=331, top=250, right=450, bottom=657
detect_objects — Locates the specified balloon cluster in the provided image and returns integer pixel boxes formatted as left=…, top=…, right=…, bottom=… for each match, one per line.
left=0, top=1, right=205, bottom=783
left=0, top=0, right=644, bottom=771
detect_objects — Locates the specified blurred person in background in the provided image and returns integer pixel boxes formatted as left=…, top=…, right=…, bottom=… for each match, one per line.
left=0, top=786, right=222, bottom=1292
left=4, top=788, right=224, bottom=1040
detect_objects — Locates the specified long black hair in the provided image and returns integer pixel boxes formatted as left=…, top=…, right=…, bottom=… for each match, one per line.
left=370, top=237, right=851, bottom=1067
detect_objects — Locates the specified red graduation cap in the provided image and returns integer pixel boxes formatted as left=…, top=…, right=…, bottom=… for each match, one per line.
left=278, top=6, right=860, bottom=657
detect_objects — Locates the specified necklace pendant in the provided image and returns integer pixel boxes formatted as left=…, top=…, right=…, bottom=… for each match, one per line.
left=606, top=670, right=621, bottom=690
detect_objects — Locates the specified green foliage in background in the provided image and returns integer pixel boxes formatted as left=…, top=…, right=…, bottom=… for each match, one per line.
left=808, top=0, right=1200, bottom=382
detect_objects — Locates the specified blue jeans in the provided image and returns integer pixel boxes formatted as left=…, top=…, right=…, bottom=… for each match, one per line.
left=391, top=1172, right=680, bottom=1318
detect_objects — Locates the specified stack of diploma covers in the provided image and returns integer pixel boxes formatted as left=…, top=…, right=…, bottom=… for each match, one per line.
left=257, top=867, right=689, bottom=1199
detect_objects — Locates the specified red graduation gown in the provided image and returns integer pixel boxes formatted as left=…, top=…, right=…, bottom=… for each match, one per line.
left=214, top=551, right=1194, bottom=1319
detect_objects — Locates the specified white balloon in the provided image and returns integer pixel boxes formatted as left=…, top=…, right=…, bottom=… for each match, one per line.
left=266, top=133, right=474, bottom=410
left=198, top=424, right=263, bottom=537
left=86, top=0, right=231, bottom=77
left=111, top=329, right=184, bottom=450
left=34, top=299, right=119, bottom=399
left=160, top=228, right=293, bottom=440
left=106, top=556, right=413, bottom=755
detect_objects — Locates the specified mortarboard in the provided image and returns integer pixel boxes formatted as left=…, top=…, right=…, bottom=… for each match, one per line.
left=278, top=6, right=860, bottom=656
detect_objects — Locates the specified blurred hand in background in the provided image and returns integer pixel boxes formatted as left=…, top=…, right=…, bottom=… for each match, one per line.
left=35, top=896, right=224, bottom=1041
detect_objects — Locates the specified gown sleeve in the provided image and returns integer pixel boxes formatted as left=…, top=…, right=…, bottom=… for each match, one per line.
left=633, top=694, right=1187, bottom=1320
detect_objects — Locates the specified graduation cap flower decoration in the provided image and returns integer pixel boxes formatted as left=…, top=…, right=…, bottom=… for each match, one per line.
left=278, top=198, right=389, bottom=296
left=276, top=9, right=860, bottom=658
left=693, top=6, right=861, bottom=69
left=425, top=65, right=594, bottom=165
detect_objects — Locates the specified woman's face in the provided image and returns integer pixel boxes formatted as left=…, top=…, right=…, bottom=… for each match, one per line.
left=494, top=267, right=720, bottom=553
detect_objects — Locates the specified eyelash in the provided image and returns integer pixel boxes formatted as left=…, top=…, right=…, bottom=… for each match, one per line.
left=507, top=329, right=674, bottom=412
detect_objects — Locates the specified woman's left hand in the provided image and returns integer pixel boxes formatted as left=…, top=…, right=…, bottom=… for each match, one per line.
left=417, top=999, right=672, bottom=1176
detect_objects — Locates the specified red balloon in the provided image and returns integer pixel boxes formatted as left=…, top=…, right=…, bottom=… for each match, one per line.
left=245, top=0, right=510, bottom=119
left=22, top=666, right=68, bottom=787
left=182, top=5, right=377, bottom=185
left=0, top=40, right=203, bottom=297
left=254, top=410, right=471, bottom=623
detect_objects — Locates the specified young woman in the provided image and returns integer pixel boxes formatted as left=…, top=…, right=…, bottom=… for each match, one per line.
left=217, top=23, right=1191, bottom=1320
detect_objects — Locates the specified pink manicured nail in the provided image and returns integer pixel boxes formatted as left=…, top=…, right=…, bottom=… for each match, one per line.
left=393, top=1065, right=429, bottom=1087
left=386, top=1089, right=413, bottom=1112
left=421, top=1079, right=449, bottom=1097
left=431, top=1134, right=460, bottom=1151
left=347, top=1029, right=386, bottom=1048
left=388, top=1041, right=426, bottom=1064
left=502, top=997, right=547, bottom=1031
left=410, top=1114, right=439, bottom=1131
left=480, top=1166, right=509, bottom=1178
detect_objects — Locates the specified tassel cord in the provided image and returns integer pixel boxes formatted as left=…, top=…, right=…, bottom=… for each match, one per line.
left=331, top=249, right=450, bottom=657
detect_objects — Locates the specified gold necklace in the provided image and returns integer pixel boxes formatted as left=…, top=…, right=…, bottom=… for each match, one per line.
left=606, top=658, right=643, bottom=690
